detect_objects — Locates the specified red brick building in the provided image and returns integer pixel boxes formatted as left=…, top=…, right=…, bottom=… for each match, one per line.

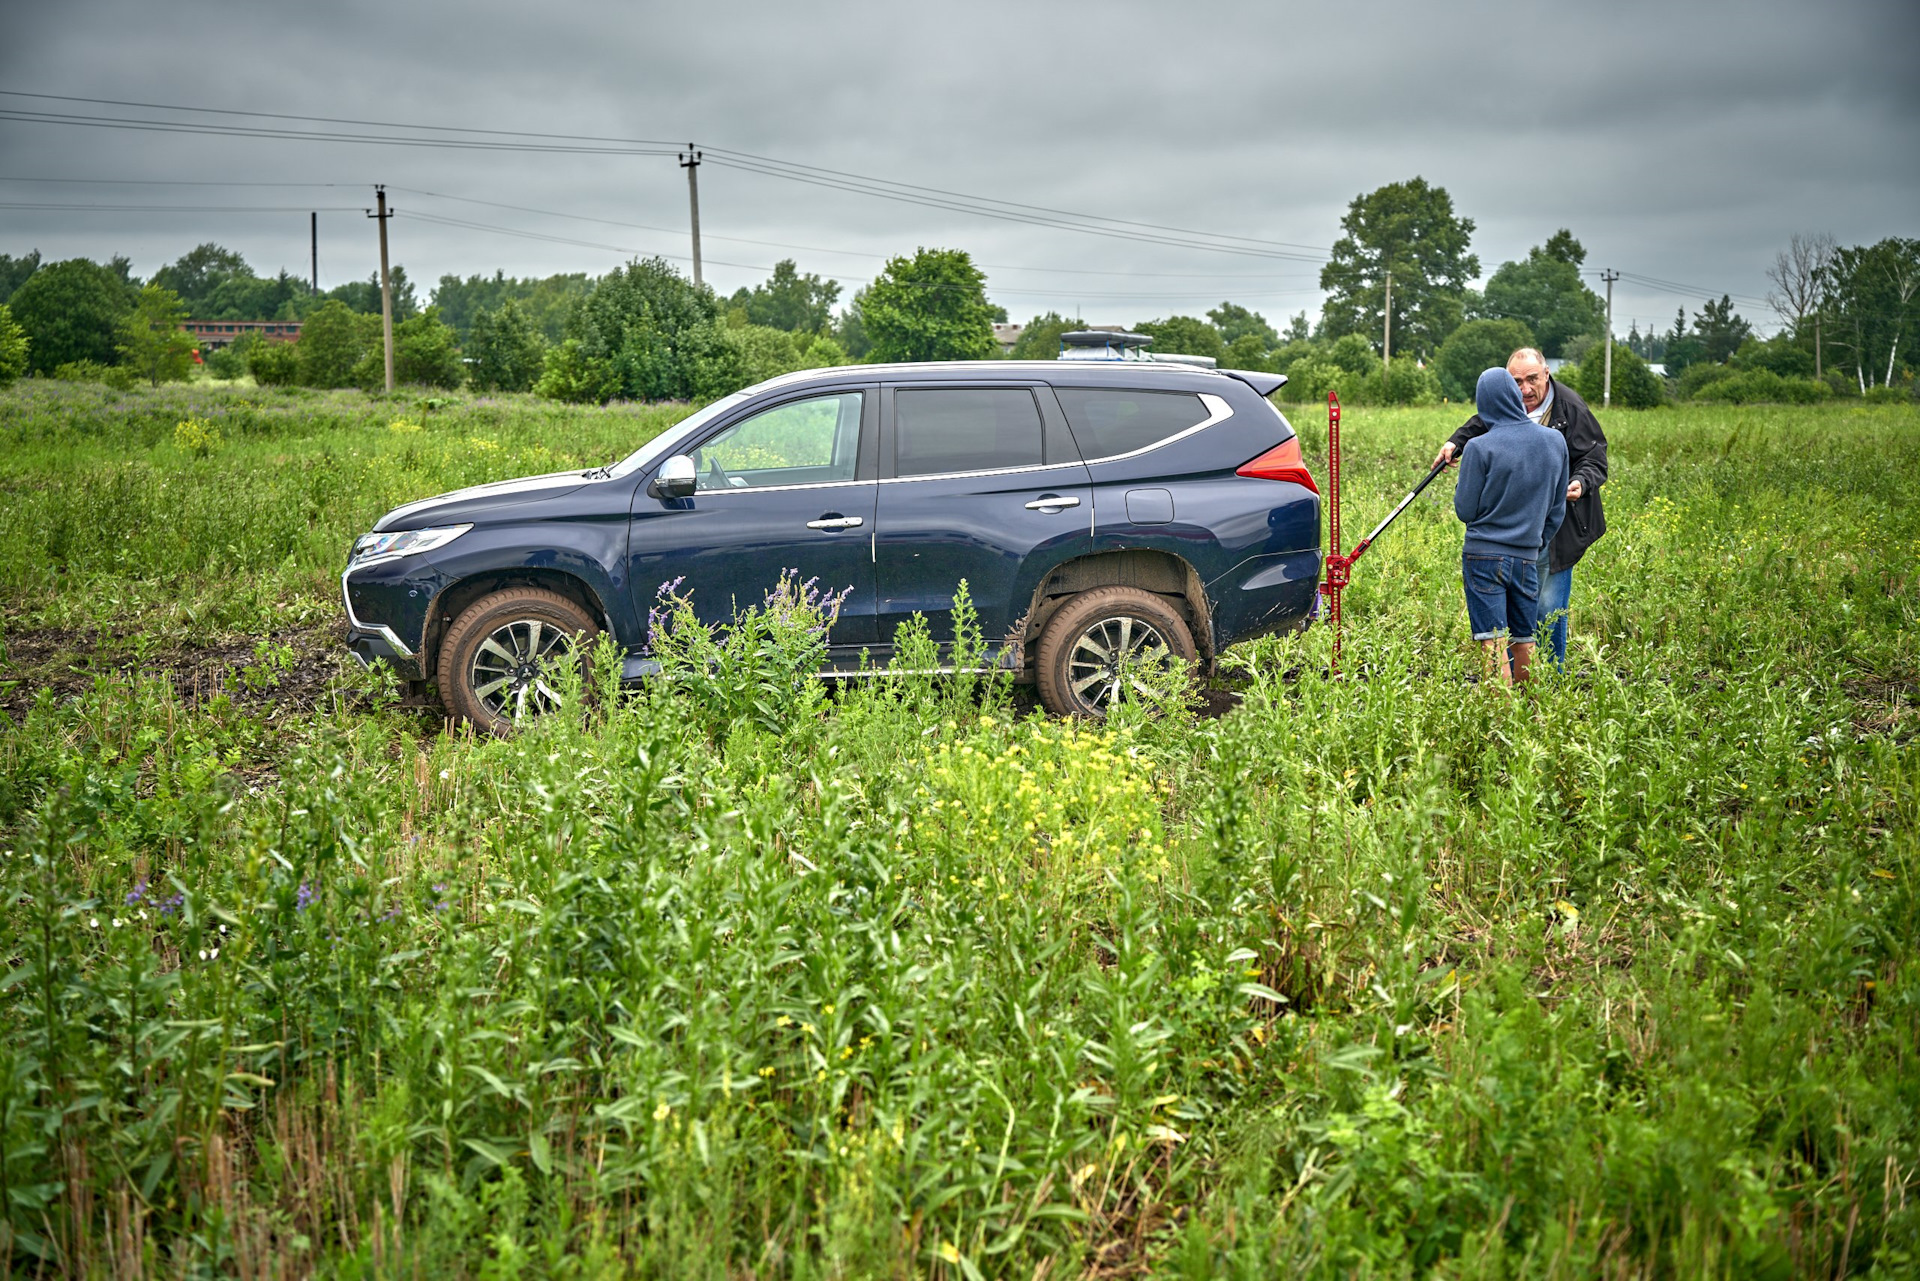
left=182, top=319, right=302, bottom=350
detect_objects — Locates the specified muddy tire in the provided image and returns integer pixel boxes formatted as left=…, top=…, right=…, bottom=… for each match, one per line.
left=437, top=587, right=598, bottom=734
left=1034, top=586, right=1197, bottom=719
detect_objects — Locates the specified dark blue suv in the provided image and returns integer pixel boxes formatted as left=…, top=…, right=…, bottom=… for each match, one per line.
left=343, top=361, right=1321, bottom=729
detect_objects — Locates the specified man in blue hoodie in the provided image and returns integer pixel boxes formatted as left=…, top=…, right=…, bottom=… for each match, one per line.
left=1454, top=367, right=1569, bottom=685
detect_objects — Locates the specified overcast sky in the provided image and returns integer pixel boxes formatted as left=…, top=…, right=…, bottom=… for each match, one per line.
left=4, top=0, right=1916, bottom=340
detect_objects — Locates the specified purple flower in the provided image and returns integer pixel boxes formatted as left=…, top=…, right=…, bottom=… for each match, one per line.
left=295, top=882, right=314, bottom=912
left=158, top=893, right=185, bottom=917
left=126, top=878, right=148, bottom=905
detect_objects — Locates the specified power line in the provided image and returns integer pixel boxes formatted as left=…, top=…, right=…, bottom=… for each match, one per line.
left=0, top=200, right=363, bottom=212
left=0, top=91, right=1328, bottom=263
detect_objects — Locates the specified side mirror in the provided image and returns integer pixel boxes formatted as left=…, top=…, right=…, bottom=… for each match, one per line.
left=649, top=454, right=696, bottom=499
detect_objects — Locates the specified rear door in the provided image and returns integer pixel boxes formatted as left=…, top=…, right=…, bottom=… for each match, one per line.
left=626, top=387, right=880, bottom=653
left=872, top=383, right=1092, bottom=652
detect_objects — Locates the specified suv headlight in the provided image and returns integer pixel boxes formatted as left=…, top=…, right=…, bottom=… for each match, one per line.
left=349, top=524, right=473, bottom=565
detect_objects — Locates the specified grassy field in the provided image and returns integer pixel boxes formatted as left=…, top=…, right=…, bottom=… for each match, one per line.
left=0, top=379, right=1916, bottom=1278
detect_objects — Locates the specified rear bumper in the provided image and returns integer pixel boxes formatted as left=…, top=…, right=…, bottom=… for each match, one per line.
left=1208, top=548, right=1321, bottom=649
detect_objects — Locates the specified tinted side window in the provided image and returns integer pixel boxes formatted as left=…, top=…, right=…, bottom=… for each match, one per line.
left=1054, top=389, right=1209, bottom=459
left=691, top=392, right=863, bottom=491
left=893, top=389, right=1044, bottom=477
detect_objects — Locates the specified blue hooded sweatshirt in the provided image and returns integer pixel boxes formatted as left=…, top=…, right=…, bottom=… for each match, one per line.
left=1454, top=368, right=1569, bottom=557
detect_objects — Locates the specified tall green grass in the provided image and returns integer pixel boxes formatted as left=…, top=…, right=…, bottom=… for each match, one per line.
left=0, top=382, right=1916, bottom=1277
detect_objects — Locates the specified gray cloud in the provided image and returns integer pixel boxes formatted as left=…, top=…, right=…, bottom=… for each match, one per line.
left=3, top=0, right=1914, bottom=336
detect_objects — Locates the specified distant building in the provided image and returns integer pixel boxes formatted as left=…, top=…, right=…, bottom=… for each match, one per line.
left=991, top=322, right=1024, bottom=353
left=182, top=319, right=302, bottom=351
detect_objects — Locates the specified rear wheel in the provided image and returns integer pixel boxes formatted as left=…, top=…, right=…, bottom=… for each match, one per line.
left=1034, top=586, right=1197, bottom=718
left=437, top=587, right=598, bottom=734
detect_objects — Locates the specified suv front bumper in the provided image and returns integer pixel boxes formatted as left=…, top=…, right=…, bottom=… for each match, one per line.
left=342, top=556, right=450, bottom=681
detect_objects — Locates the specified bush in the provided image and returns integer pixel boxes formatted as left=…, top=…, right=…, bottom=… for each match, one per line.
left=357, top=307, right=463, bottom=390
left=1358, top=360, right=1440, bottom=406
left=248, top=341, right=299, bottom=387
left=1433, top=318, right=1536, bottom=401
left=1731, top=335, right=1815, bottom=380
left=203, top=331, right=261, bottom=380
left=535, top=338, right=621, bottom=404
left=1569, top=342, right=1666, bottom=409
left=1691, top=369, right=1832, bottom=404
left=298, top=299, right=378, bottom=388
left=0, top=303, right=27, bottom=389
left=173, top=416, right=221, bottom=457
left=52, top=359, right=135, bottom=391
left=1675, top=362, right=1737, bottom=400
left=1863, top=383, right=1914, bottom=405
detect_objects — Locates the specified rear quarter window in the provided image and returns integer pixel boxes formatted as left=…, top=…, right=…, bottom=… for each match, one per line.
left=1054, top=389, right=1210, bottom=459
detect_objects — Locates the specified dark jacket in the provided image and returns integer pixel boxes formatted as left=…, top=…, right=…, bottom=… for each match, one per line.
left=1447, top=378, right=1607, bottom=574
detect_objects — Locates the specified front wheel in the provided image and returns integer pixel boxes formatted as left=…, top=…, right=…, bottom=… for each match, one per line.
left=437, top=587, right=599, bottom=734
left=1034, top=586, right=1197, bottom=718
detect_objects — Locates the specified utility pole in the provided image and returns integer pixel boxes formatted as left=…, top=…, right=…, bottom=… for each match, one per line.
left=1600, top=268, right=1619, bottom=408
left=367, top=185, right=395, bottom=393
left=1382, top=271, right=1392, bottom=368
left=679, top=144, right=703, bottom=287
left=310, top=211, right=318, bottom=295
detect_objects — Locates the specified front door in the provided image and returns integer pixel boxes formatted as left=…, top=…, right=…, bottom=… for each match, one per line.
left=873, top=384, right=1092, bottom=653
left=627, top=388, right=879, bottom=652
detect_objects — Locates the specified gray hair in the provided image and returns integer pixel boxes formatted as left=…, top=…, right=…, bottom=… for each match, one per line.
left=1507, top=347, right=1548, bottom=369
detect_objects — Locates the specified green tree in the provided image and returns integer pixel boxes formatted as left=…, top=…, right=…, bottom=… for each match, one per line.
left=1282, top=311, right=1311, bottom=343
left=1432, top=318, right=1537, bottom=401
left=863, top=248, right=997, bottom=363
left=834, top=289, right=872, bottom=360
left=1319, top=177, right=1479, bottom=358
left=722, top=324, right=810, bottom=386
left=297, top=299, right=378, bottom=388
left=1134, top=315, right=1225, bottom=362
left=1825, top=238, right=1920, bottom=391
left=1569, top=341, right=1666, bottom=409
left=7, top=258, right=135, bottom=373
left=1224, top=332, right=1272, bottom=370
left=539, top=257, right=740, bottom=402
left=116, top=284, right=198, bottom=387
left=366, top=307, right=463, bottom=390
left=432, top=270, right=592, bottom=342
left=728, top=259, right=842, bottom=334
left=1206, top=301, right=1278, bottom=347
left=0, top=304, right=28, bottom=388
left=1476, top=230, right=1604, bottom=358
left=0, top=250, right=40, bottom=305
left=467, top=301, right=547, bottom=393
left=152, top=243, right=250, bottom=315
left=1691, top=295, right=1752, bottom=365
left=1008, top=311, right=1080, bottom=361
left=324, top=266, right=419, bottom=320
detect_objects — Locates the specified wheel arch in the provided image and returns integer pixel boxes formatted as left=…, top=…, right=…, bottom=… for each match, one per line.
left=424, top=568, right=614, bottom=684
left=1017, top=548, right=1214, bottom=670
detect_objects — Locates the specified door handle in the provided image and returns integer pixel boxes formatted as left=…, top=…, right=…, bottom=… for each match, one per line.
left=806, top=515, right=865, bottom=530
left=1025, top=495, right=1081, bottom=511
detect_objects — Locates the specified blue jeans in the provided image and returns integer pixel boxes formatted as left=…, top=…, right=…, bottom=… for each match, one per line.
left=1462, top=553, right=1539, bottom=642
left=1535, top=555, right=1572, bottom=667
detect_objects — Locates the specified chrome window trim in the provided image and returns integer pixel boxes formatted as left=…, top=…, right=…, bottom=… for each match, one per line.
left=1067, top=391, right=1235, bottom=466
left=340, top=565, right=417, bottom=657
left=877, top=460, right=1087, bottom=486
left=692, top=476, right=880, bottom=497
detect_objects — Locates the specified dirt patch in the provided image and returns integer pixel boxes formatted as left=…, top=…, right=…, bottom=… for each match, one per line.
left=0, top=621, right=354, bottom=723
left=1846, top=674, right=1918, bottom=743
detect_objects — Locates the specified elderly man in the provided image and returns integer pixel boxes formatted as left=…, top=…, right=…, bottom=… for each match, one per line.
left=1434, top=347, right=1608, bottom=667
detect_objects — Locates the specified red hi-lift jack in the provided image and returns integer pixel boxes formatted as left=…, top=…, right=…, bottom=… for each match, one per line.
left=1317, top=391, right=1449, bottom=675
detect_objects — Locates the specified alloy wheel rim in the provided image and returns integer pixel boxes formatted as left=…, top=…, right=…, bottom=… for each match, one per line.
left=1065, top=614, right=1173, bottom=712
left=469, top=618, right=573, bottom=721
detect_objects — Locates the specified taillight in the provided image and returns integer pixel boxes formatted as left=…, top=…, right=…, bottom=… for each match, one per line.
left=1237, top=436, right=1319, bottom=493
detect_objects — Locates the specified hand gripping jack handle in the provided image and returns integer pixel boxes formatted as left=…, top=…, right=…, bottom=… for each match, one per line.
left=1317, top=391, right=1448, bottom=675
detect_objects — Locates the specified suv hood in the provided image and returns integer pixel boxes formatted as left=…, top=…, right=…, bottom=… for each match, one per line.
left=373, top=470, right=597, bottom=531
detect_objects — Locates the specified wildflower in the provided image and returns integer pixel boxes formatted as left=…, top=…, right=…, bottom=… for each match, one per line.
left=652, top=1101, right=671, bottom=1121
left=126, top=878, right=148, bottom=905
left=90, top=918, right=99, bottom=929
left=111, top=917, right=123, bottom=928
left=295, top=882, right=314, bottom=912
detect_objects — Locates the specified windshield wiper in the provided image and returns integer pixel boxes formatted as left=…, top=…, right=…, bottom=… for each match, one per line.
left=582, top=464, right=612, bottom=480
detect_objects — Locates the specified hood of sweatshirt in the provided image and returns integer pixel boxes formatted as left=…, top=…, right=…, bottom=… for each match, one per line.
left=1475, top=367, right=1532, bottom=428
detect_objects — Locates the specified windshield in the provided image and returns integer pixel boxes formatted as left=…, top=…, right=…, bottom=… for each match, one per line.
left=604, top=392, right=753, bottom=479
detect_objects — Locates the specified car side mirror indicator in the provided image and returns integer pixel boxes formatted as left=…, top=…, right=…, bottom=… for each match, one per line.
left=650, top=454, right=697, bottom=499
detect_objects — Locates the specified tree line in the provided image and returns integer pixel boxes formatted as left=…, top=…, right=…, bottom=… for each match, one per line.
left=1, top=179, right=1913, bottom=405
